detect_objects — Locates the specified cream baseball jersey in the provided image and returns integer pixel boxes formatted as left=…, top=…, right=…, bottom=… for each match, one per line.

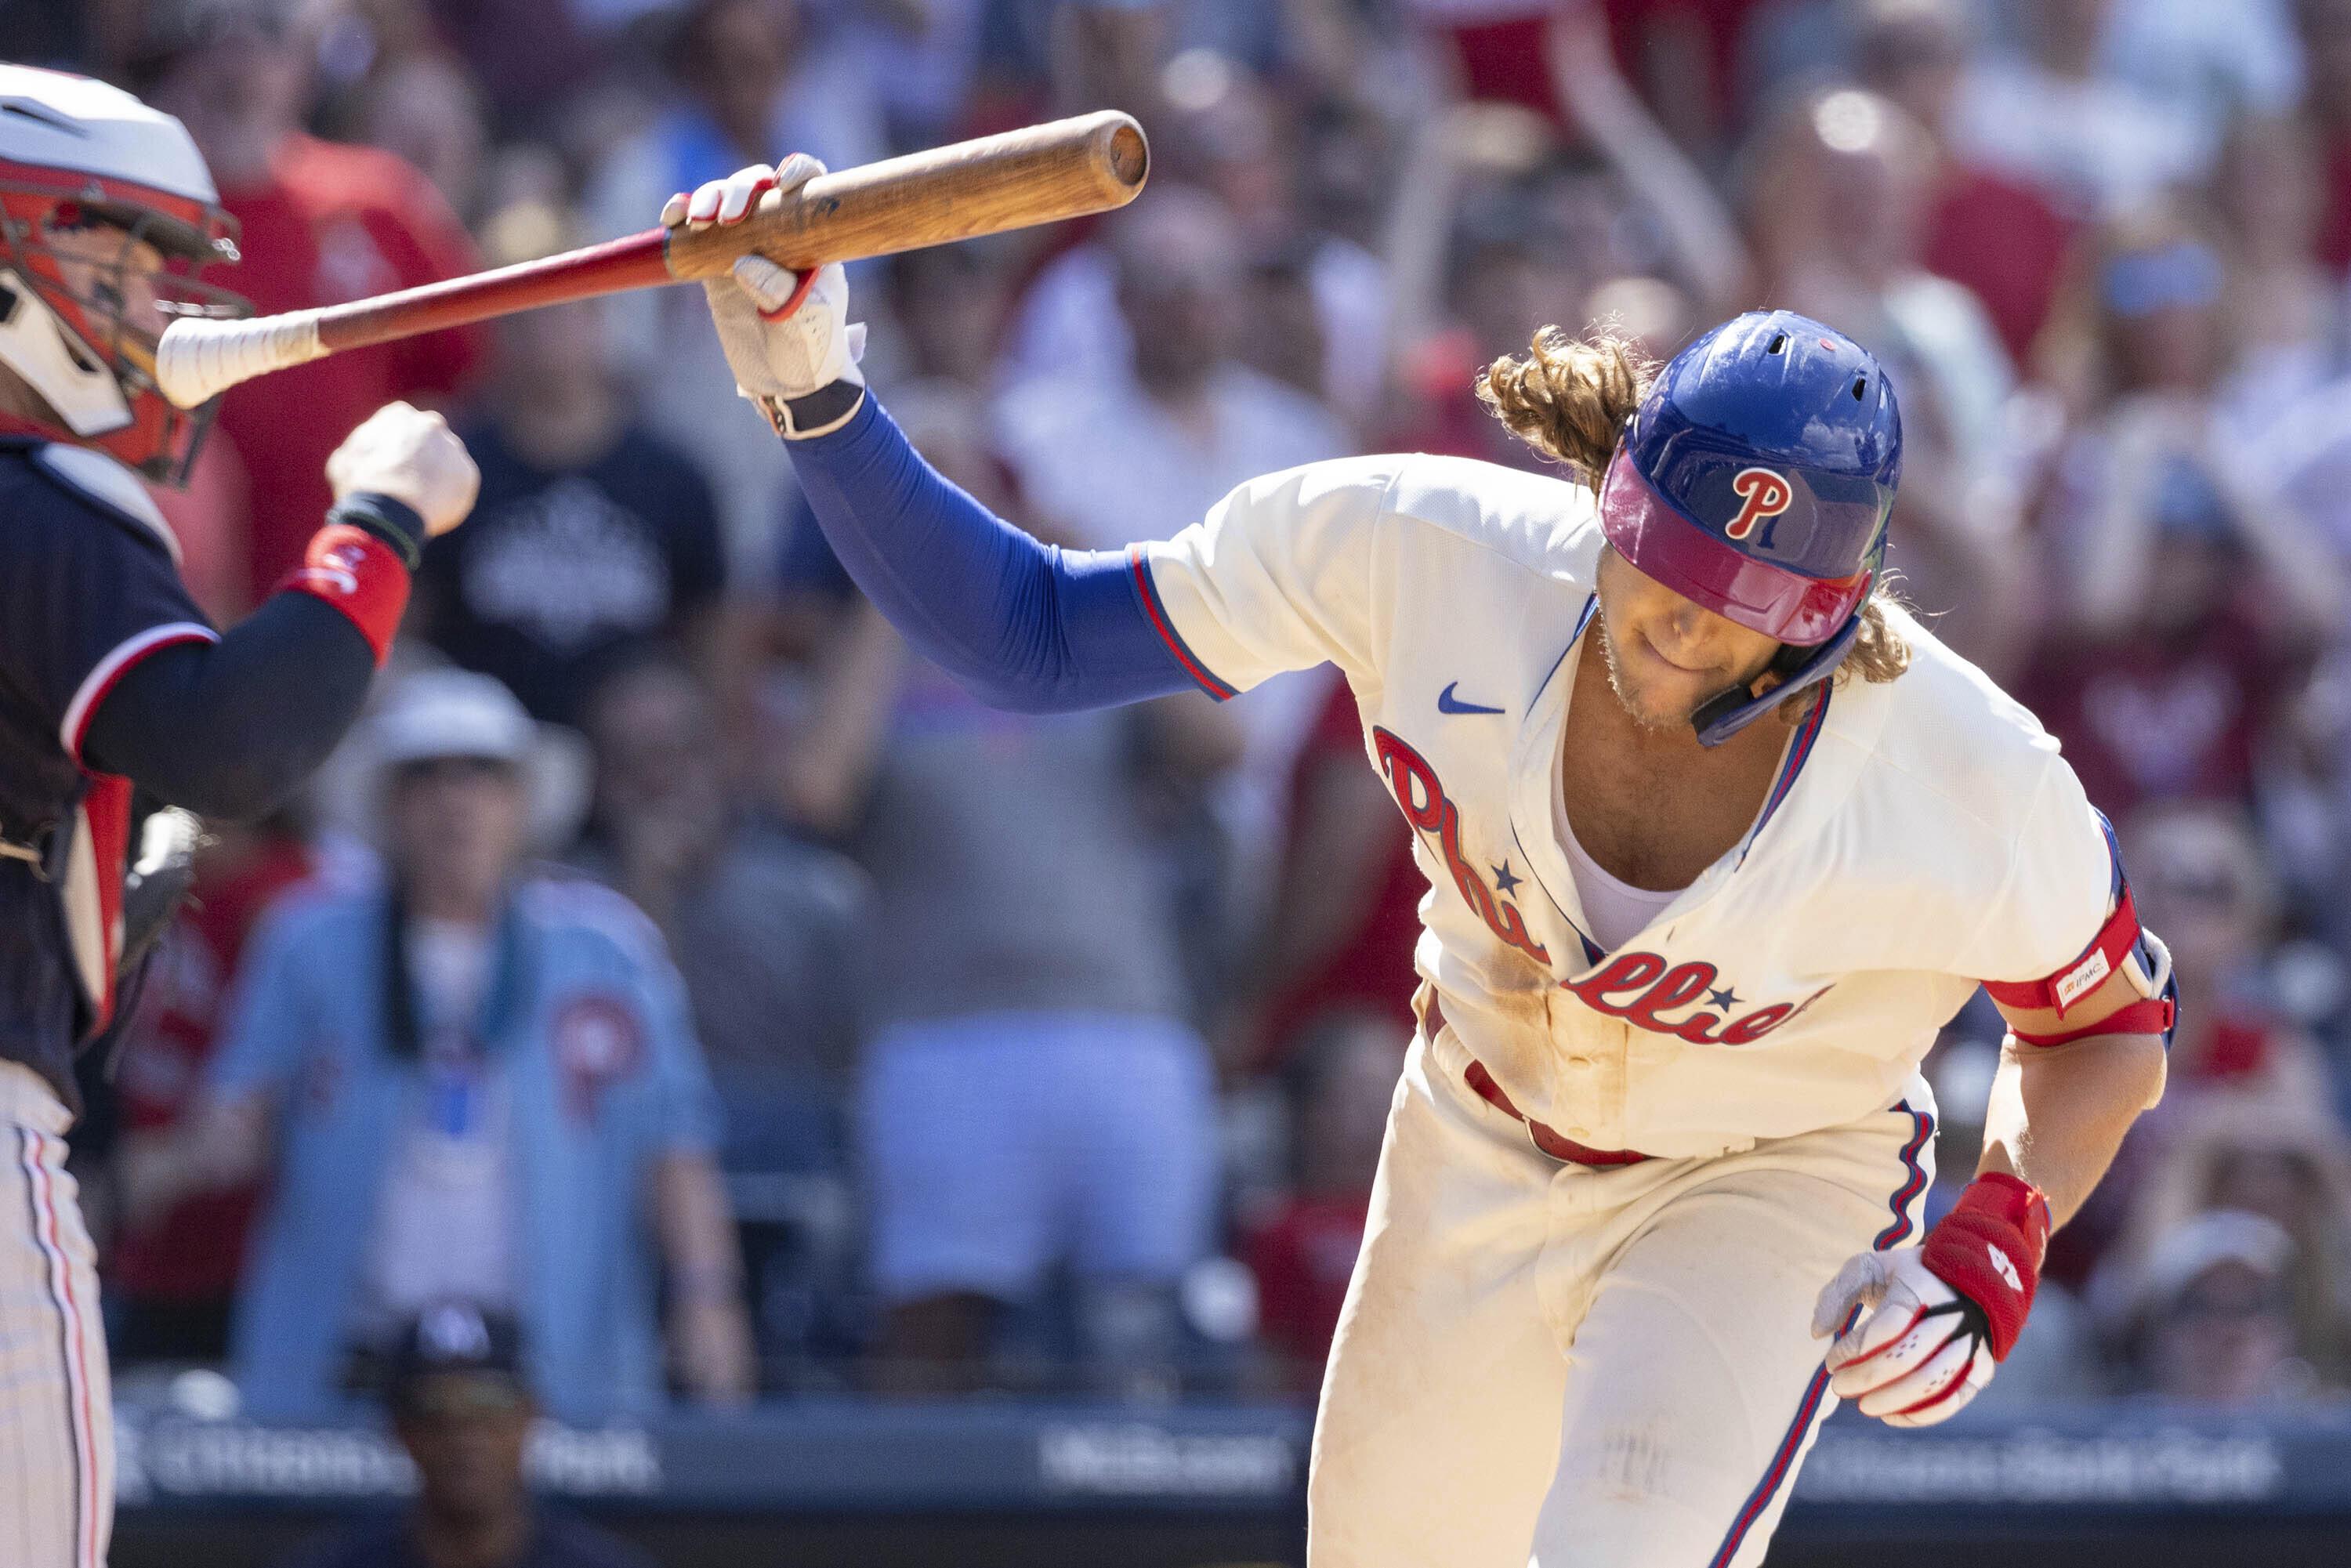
left=1136, top=453, right=2121, bottom=1157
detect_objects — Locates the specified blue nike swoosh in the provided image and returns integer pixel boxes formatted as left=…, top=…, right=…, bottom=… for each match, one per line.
left=1437, top=682, right=1505, bottom=715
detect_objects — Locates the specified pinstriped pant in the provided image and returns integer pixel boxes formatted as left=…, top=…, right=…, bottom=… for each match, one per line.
left=1305, top=1023, right=1933, bottom=1568
left=1, top=1063, right=110, bottom=1568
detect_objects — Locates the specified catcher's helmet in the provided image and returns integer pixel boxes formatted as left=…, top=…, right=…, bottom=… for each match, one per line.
left=0, top=64, right=246, bottom=482
left=1596, top=310, right=1902, bottom=745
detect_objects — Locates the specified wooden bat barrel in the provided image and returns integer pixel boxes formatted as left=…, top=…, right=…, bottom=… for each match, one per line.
left=663, top=109, right=1149, bottom=280
left=155, top=111, right=1148, bottom=409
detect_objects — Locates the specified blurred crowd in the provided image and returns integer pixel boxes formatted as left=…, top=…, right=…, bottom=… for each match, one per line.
left=27, top=0, right=2351, bottom=1419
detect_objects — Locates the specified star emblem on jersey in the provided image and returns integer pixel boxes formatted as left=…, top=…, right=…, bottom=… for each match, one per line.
left=1436, top=682, right=1505, bottom=716
left=1708, top=987, right=1741, bottom=1011
left=1986, top=1242, right=2021, bottom=1293
left=1492, top=862, right=1522, bottom=894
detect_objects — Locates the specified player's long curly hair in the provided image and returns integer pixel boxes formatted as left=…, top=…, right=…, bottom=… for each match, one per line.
left=1476, top=326, right=1911, bottom=695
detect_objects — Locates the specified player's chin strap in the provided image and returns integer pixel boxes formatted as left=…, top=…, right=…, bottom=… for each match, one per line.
left=1690, top=610, right=1864, bottom=748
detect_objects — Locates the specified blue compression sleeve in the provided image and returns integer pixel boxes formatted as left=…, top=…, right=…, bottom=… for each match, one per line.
left=781, top=394, right=1218, bottom=712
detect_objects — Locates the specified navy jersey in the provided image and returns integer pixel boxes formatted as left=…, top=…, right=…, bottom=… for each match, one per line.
left=0, top=438, right=218, bottom=1114
left=420, top=419, right=726, bottom=723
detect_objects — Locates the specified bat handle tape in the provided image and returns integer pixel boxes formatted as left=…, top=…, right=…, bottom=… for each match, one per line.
left=155, top=310, right=328, bottom=410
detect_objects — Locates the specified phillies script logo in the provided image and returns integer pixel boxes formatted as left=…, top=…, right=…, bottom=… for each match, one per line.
left=1561, top=951, right=1832, bottom=1046
left=1725, top=467, right=1795, bottom=541
left=1372, top=724, right=1834, bottom=1046
left=1372, top=726, right=1549, bottom=964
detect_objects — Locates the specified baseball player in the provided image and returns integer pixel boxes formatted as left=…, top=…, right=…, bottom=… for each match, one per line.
left=672, top=158, right=2176, bottom=1565
left=1, top=67, right=476, bottom=1567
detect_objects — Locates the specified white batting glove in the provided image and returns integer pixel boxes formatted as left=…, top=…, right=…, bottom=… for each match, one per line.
left=661, top=155, right=868, bottom=438
left=1814, top=1171, right=2048, bottom=1429
left=1812, top=1248, right=1995, bottom=1427
left=325, top=401, right=479, bottom=538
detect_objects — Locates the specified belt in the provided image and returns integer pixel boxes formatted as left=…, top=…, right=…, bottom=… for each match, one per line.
left=1, top=819, right=57, bottom=879
left=1425, top=992, right=1652, bottom=1168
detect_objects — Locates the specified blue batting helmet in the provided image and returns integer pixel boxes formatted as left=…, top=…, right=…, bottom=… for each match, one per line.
left=1596, top=310, right=1903, bottom=743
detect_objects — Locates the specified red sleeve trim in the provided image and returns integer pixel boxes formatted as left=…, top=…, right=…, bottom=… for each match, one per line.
left=1982, top=885, right=2143, bottom=1017
left=60, top=622, right=221, bottom=762
left=1128, top=547, right=1237, bottom=700
left=275, top=523, right=412, bottom=664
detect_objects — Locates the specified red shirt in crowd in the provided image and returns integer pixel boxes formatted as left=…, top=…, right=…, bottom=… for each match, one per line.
left=1250, top=679, right=1425, bottom=1070
left=2318, top=137, right=2351, bottom=276
left=1244, top=1192, right=1373, bottom=1389
left=2016, top=606, right=2301, bottom=818
left=108, top=835, right=316, bottom=1306
left=1922, top=165, right=2074, bottom=367
left=211, top=133, right=489, bottom=607
left=1437, top=0, right=1769, bottom=132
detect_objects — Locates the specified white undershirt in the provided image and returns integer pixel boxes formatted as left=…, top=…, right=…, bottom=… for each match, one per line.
left=354, top=918, right=516, bottom=1344
left=1558, top=816, right=1684, bottom=952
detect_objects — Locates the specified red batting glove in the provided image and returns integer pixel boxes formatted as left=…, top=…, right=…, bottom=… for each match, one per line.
left=1811, top=1172, right=2051, bottom=1427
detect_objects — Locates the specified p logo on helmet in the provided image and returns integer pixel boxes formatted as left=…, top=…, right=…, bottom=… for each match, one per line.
left=1725, top=467, right=1794, bottom=540
left=1592, top=308, right=1902, bottom=746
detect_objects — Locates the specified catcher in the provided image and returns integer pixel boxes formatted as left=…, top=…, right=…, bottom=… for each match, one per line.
left=0, top=65, right=476, bottom=1566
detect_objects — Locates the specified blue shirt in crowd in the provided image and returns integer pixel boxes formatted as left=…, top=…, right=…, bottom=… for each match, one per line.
left=212, top=875, right=720, bottom=1423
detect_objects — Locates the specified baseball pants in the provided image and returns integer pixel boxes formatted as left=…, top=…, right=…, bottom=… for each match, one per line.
left=1306, top=1016, right=1934, bottom=1568
left=1, top=1061, right=110, bottom=1568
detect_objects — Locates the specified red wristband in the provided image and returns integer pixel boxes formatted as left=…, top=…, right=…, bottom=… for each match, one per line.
left=276, top=523, right=411, bottom=664
left=1919, top=1171, right=2051, bottom=1360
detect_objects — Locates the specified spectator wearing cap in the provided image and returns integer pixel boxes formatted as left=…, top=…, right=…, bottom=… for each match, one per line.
left=125, top=670, right=753, bottom=1421
left=2115, top=1211, right=2317, bottom=1405
left=279, top=1302, right=654, bottom=1568
left=2096, top=1089, right=2351, bottom=1390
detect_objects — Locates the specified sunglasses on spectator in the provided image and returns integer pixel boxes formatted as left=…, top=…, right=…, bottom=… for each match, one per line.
left=393, top=755, right=520, bottom=786
left=2103, top=243, right=2222, bottom=318
left=2169, top=1277, right=2291, bottom=1321
left=2146, top=865, right=2247, bottom=908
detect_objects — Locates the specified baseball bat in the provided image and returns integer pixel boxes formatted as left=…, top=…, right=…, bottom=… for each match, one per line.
left=154, top=110, right=1149, bottom=410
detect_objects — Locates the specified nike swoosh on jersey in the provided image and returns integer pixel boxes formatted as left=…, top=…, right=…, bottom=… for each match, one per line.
left=1437, top=682, right=1506, bottom=715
